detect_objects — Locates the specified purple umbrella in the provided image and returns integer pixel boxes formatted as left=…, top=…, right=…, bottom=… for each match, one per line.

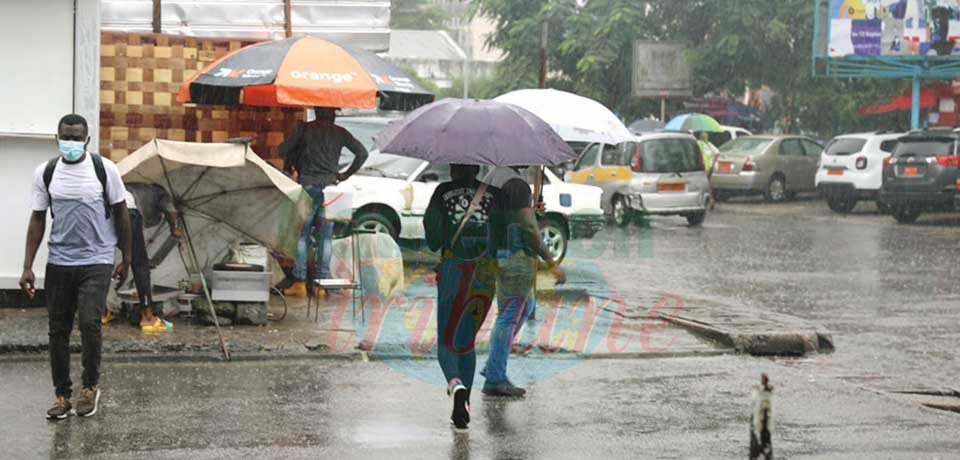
left=375, top=98, right=578, bottom=166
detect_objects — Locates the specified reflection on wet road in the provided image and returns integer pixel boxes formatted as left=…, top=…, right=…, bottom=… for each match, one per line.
left=3, top=356, right=959, bottom=459
left=573, top=199, right=960, bottom=387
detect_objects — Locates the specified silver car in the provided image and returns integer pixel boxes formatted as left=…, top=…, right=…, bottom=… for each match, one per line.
left=567, top=133, right=709, bottom=227
left=711, top=135, right=823, bottom=202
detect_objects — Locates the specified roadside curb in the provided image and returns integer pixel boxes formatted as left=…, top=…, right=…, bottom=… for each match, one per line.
left=659, top=313, right=834, bottom=357
left=365, top=348, right=735, bottom=362
left=0, top=350, right=366, bottom=364
left=0, top=347, right=736, bottom=364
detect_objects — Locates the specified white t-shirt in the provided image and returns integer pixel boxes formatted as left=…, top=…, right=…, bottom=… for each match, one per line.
left=31, top=153, right=127, bottom=266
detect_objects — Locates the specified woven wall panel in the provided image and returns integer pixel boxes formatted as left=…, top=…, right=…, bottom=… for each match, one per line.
left=100, top=31, right=303, bottom=161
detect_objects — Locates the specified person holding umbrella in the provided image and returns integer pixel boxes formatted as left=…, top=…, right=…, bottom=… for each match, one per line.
left=482, top=166, right=565, bottom=397
left=376, top=98, right=577, bottom=425
left=423, top=164, right=499, bottom=431
left=277, top=107, right=368, bottom=294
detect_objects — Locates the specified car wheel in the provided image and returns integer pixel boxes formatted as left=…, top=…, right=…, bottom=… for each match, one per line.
left=893, top=205, right=921, bottom=224
left=612, top=196, right=631, bottom=227
left=827, top=194, right=857, bottom=213
left=685, top=211, right=706, bottom=227
left=539, top=217, right=568, bottom=265
left=764, top=175, right=787, bottom=203
left=354, top=211, right=398, bottom=239
left=876, top=198, right=894, bottom=215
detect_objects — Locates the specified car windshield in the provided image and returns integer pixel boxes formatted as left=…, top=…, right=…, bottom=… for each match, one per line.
left=353, top=152, right=424, bottom=179
left=624, top=138, right=701, bottom=173
left=337, top=118, right=397, bottom=169
left=718, top=137, right=772, bottom=155
left=894, top=139, right=956, bottom=158
left=824, top=138, right=867, bottom=156
left=337, top=119, right=389, bottom=152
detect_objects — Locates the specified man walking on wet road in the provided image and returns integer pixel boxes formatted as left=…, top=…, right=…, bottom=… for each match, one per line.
left=278, top=107, right=368, bottom=294
left=20, top=114, right=132, bottom=420
left=424, top=164, right=499, bottom=431
left=482, top=166, right=565, bottom=398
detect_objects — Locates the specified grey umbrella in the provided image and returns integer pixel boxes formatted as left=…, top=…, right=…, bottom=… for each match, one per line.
left=375, top=98, right=577, bottom=167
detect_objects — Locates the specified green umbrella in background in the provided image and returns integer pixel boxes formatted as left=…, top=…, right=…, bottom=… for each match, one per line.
left=665, top=113, right=724, bottom=133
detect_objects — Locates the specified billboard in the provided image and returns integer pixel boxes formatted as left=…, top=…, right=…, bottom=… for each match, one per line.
left=828, top=0, right=960, bottom=57
left=632, top=41, right=692, bottom=97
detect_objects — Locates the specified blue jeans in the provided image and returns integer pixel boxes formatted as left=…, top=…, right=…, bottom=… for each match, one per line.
left=435, top=252, right=496, bottom=390
left=293, top=185, right=334, bottom=280
left=483, top=251, right=535, bottom=385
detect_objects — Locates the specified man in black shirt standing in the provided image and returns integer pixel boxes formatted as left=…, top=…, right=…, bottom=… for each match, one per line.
left=482, top=166, right=565, bottom=397
left=423, top=164, right=498, bottom=431
left=278, top=107, right=368, bottom=293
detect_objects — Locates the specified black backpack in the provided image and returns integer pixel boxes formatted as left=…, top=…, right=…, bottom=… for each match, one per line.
left=42, top=154, right=112, bottom=219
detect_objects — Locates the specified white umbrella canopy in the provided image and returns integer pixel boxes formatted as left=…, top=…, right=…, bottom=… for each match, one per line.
left=117, top=139, right=311, bottom=260
left=494, top=88, right=633, bottom=145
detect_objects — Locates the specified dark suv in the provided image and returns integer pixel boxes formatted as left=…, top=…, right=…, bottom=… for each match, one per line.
left=880, top=131, right=960, bottom=223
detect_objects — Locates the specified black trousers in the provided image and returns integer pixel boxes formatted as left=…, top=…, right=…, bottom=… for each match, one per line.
left=45, top=263, right=113, bottom=398
left=129, top=209, right=154, bottom=313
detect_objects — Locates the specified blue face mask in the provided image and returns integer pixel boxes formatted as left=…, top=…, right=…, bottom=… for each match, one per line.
left=58, top=140, right=85, bottom=162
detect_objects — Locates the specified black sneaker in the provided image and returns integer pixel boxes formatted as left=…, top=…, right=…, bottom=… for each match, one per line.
left=482, top=380, right=526, bottom=398
left=46, top=396, right=72, bottom=420
left=75, top=386, right=100, bottom=417
left=448, top=380, right=469, bottom=431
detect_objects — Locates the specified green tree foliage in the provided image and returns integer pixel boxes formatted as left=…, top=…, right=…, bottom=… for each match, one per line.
left=472, top=0, right=910, bottom=137
left=391, top=0, right=447, bottom=30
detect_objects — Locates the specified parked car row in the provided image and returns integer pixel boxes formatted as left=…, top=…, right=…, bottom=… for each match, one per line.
left=332, top=114, right=956, bottom=263
left=815, top=129, right=960, bottom=223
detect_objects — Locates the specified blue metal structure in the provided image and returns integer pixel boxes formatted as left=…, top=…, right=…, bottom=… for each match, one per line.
left=812, top=0, right=960, bottom=129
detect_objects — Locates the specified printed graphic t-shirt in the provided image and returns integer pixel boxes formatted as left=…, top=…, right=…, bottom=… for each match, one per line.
left=31, top=154, right=127, bottom=266
left=424, top=179, right=498, bottom=260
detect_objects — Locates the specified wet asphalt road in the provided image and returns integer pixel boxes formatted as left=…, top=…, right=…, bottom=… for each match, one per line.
left=571, top=196, right=960, bottom=389
left=3, top=356, right=959, bottom=460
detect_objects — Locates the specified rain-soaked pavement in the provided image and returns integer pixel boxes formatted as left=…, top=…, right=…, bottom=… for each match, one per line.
left=3, top=196, right=960, bottom=458
left=578, top=197, right=960, bottom=391
left=3, top=356, right=959, bottom=459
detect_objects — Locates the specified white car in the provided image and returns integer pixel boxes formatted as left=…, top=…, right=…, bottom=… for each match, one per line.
left=707, top=125, right=752, bottom=147
left=815, top=131, right=904, bottom=213
left=337, top=117, right=606, bottom=262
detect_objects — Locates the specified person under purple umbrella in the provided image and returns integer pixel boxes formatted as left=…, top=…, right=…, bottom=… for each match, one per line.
left=379, top=98, right=575, bottom=430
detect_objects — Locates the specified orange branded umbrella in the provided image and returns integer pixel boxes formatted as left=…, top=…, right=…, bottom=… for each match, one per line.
left=177, top=36, right=434, bottom=111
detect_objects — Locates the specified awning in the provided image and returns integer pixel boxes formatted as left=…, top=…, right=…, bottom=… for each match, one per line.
left=860, top=83, right=949, bottom=115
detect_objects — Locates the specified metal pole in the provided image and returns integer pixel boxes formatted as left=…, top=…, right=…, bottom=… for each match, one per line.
left=462, top=57, right=469, bottom=98
left=661, top=98, right=667, bottom=122
left=539, top=23, right=549, bottom=89
left=152, top=0, right=161, bottom=34
left=911, top=74, right=921, bottom=130
left=283, top=0, right=293, bottom=38
left=158, top=154, right=231, bottom=361
left=530, top=166, right=544, bottom=322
